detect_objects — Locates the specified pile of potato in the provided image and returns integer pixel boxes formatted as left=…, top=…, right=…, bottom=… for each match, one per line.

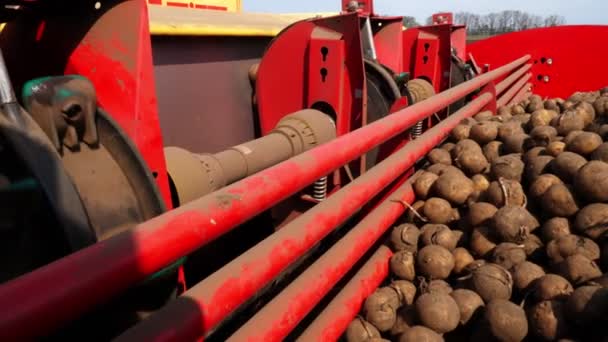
left=345, top=88, right=608, bottom=342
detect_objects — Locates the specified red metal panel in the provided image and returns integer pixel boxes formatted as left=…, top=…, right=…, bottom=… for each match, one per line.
left=0, top=56, right=528, bottom=340
left=64, top=0, right=171, bottom=207
left=432, top=13, right=453, bottom=25
left=450, top=26, right=467, bottom=61
left=372, top=18, right=404, bottom=73
left=468, top=26, right=608, bottom=98
left=297, top=246, right=392, bottom=341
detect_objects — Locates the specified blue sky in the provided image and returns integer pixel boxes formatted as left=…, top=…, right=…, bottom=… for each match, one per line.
left=244, top=0, right=608, bottom=25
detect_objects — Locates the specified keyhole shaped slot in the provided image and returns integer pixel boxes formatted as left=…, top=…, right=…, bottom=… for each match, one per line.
left=320, top=68, right=328, bottom=82
left=423, top=56, right=429, bottom=64
left=321, top=46, right=329, bottom=62
left=424, top=43, right=430, bottom=52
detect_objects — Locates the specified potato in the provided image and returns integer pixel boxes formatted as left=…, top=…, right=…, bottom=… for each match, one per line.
left=503, top=133, right=532, bottom=154
left=534, top=176, right=565, bottom=207
left=364, top=290, right=398, bottom=332
left=493, top=206, right=540, bottom=243
left=498, top=121, right=525, bottom=141
left=483, top=300, right=528, bottom=342
left=530, top=126, right=558, bottom=147
left=529, top=109, right=559, bottom=128
left=590, top=142, right=608, bottom=162
left=469, top=263, right=513, bottom=302
left=553, top=110, right=586, bottom=135
left=451, top=124, right=471, bottom=141
left=525, top=155, right=554, bottom=181
left=546, top=234, right=600, bottom=264
left=420, top=224, right=458, bottom=251
left=450, top=289, right=484, bottom=325
left=397, top=326, right=443, bottom=342
left=474, top=110, right=494, bottom=121
left=547, top=141, right=566, bottom=157
left=424, top=279, right=454, bottom=295
left=574, top=203, right=608, bottom=240
left=544, top=99, right=561, bottom=112
left=563, top=130, right=584, bottom=145
left=471, top=174, right=490, bottom=193
left=541, top=184, right=580, bottom=217
left=422, top=198, right=456, bottom=225
left=390, top=251, right=416, bottom=281
left=574, top=102, right=596, bottom=125
left=512, top=261, right=545, bottom=291
left=415, top=293, right=460, bottom=333
left=390, top=224, right=420, bottom=252
left=490, top=154, right=524, bottom=182
left=533, top=274, right=574, bottom=301
left=427, top=148, right=452, bottom=165
left=498, top=106, right=512, bottom=116
left=486, top=179, right=526, bottom=208
left=593, top=96, right=608, bottom=116
left=574, top=160, right=608, bottom=202
left=512, top=113, right=531, bottom=124
left=413, top=172, right=438, bottom=200
left=470, top=121, right=499, bottom=145
left=527, top=300, right=570, bottom=340
left=491, top=243, right=527, bottom=270
left=566, top=131, right=602, bottom=156
left=511, top=104, right=526, bottom=115
left=452, top=139, right=489, bottom=175
left=467, top=202, right=498, bottom=227
left=527, top=100, right=545, bottom=113
left=417, top=245, right=455, bottom=279
left=551, top=152, right=587, bottom=183
left=558, top=254, right=602, bottom=285
left=440, top=142, right=456, bottom=152
left=524, top=147, right=548, bottom=163
left=482, top=141, right=504, bottom=163
left=566, top=285, right=608, bottom=328
left=433, top=172, right=475, bottom=205
left=541, top=217, right=571, bottom=242
left=390, top=280, right=417, bottom=306
left=470, top=226, right=498, bottom=257
left=523, top=234, right=544, bottom=260
left=346, top=317, right=381, bottom=342
left=452, top=247, right=474, bottom=274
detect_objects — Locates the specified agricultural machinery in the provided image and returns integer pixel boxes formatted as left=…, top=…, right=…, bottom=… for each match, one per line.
left=0, top=0, right=606, bottom=340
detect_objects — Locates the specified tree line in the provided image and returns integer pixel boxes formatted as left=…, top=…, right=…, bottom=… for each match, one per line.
left=403, top=11, right=566, bottom=35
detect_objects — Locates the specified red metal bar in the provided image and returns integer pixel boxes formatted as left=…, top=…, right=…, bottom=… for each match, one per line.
left=495, top=63, right=532, bottom=94
left=497, top=72, right=532, bottom=107
left=227, top=183, right=414, bottom=341
left=509, top=82, right=533, bottom=106
left=116, top=93, right=493, bottom=342
left=297, top=247, right=392, bottom=342
left=0, top=55, right=529, bottom=341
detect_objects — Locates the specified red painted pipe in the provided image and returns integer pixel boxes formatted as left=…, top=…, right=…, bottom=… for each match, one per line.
left=495, top=63, right=532, bottom=94
left=297, top=246, right=393, bottom=342
left=226, top=182, right=414, bottom=342
left=0, top=55, right=529, bottom=340
left=497, top=72, right=532, bottom=107
left=116, top=93, right=493, bottom=342
left=509, top=82, right=533, bottom=106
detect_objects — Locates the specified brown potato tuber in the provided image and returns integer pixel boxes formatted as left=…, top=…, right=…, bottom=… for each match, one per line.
left=414, top=171, right=439, bottom=200
left=525, top=155, right=554, bottom=181
left=433, top=172, right=475, bottom=205
left=390, top=251, right=416, bottom=281
left=491, top=243, right=527, bottom=270
left=423, top=198, right=456, bottom=225
left=483, top=299, right=529, bottom=342
left=470, top=226, right=498, bottom=257
left=512, top=261, right=545, bottom=291
left=574, top=203, right=608, bottom=240
left=470, top=121, right=499, bottom=145
left=415, top=293, right=460, bottom=333
left=390, top=280, right=417, bottom=306
left=529, top=174, right=563, bottom=200
left=546, top=234, right=600, bottom=264
left=566, top=131, right=602, bottom=156
left=530, top=125, right=558, bottom=147
left=503, top=133, right=532, bottom=154
left=558, top=254, right=602, bottom=285
left=547, top=141, right=566, bottom=157
left=452, top=247, right=475, bottom=274
left=486, top=179, right=526, bottom=208
left=469, top=263, right=513, bottom=302
left=450, top=289, right=484, bottom=325
left=483, top=140, right=504, bottom=163
left=541, top=184, right=580, bottom=217
left=398, top=326, right=444, bottom=342
left=493, top=206, right=540, bottom=243
left=527, top=300, right=570, bottom=340
left=467, top=202, right=498, bottom=227
left=533, top=274, right=574, bottom=301
left=590, top=142, right=608, bottom=162
left=390, top=224, right=420, bottom=253
left=451, top=124, right=471, bottom=141
left=566, top=285, right=608, bottom=328
left=551, top=152, right=587, bottom=183
left=346, top=317, right=381, bottom=342
left=417, top=245, right=455, bottom=280
left=573, top=160, right=608, bottom=202
left=428, top=148, right=452, bottom=166
left=490, top=154, right=525, bottom=182
left=420, top=224, right=458, bottom=251
left=541, top=217, right=571, bottom=242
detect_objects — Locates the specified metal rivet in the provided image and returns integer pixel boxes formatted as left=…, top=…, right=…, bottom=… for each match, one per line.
left=546, top=58, right=553, bottom=65
left=543, top=76, right=550, bottom=83
left=94, top=2, right=101, bottom=9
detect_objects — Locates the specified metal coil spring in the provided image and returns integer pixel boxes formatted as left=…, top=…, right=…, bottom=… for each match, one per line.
left=312, top=176, right=328, bottom=201
left=411, top=120, right=424, bottom=139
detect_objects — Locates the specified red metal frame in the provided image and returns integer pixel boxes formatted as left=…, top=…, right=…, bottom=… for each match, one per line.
left=468, top=25, right=608, bottom=98
left=0, top=55, right=529, bottom=340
